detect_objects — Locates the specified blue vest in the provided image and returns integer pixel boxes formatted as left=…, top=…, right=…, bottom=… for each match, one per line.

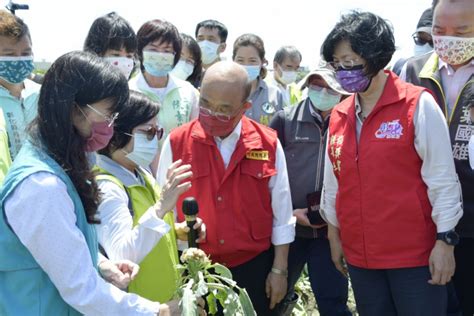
left=0, top=141, right=98, bottom=315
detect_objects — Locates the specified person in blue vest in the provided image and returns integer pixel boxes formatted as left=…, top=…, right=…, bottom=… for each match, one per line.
left=83, top=11, right=137, bottom=79
left=0, top=51, right=196, bottom=315
left=0, top=10, right=40, bottom=183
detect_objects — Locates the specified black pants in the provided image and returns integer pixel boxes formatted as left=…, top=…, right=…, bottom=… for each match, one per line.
left=229, top=248, right=277, bottom=316
left=348, top=265, right=447, bottom=316
left=453, top=237, right=474, bottom=316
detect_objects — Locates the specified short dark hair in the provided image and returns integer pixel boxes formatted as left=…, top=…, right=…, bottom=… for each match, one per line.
left=273, top=46, right=302, bottom=64
left=100, top=90, right=159, bottom=156
left=0, top=10, right=30, bottom=41
left=180, top=33, right=202, bottom=87
left=233, top=33, right=268, bottom=79
left=322, top=11, right=396, bottom=77
left=83, top=12, right=137, bottom=56
left=30, top=51, right=129, bottom=224
left=195, top=19, right=228, bottom=43
left=137, top=19, right=182, bottom=72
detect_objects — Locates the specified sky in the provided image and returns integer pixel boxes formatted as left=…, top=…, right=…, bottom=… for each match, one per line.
left=5, top=0, right=432, bottom=69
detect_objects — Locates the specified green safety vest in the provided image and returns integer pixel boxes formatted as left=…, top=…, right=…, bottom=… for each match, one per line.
left=95, top=167, right=180, bottom=302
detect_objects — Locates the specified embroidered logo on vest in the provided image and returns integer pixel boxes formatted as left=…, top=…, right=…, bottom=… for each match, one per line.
left=246, top=150, right=269, bottom=161
left=375, top=120, right=404, bottom=139
left=329, top=135, right=344, bottom=174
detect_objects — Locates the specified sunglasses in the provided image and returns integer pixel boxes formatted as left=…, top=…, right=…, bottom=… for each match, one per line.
left=412, top=34, right=433, bottom=46
left=125, top=125, right=164, bottom=141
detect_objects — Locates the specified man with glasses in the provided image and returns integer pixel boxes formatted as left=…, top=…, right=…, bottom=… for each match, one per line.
left=392, top=8, right=433, bottom=75
left=157, top=61, right=295, bottom=315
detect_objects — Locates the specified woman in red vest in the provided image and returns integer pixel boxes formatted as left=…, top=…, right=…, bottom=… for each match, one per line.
left=319, top=11, right=463, bottom=316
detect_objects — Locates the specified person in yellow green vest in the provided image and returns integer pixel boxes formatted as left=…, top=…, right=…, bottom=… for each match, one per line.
left=267, top=45, right=303, bottom=108
left=95, top=90, right=205, bottom=303
left=0, top=10, right=40, bottom=183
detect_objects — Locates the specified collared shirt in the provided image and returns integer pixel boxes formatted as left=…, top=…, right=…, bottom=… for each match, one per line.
left=157, top=120, right=296, bottom=246
left=321, top=91, right=463, bottom=232
left=268, top=75, right=291, bottom=107
left=438, top=59, right=474, bottom=115
left=4, top=172, right=160, bottom=315
left=245, top=78, right=285, bottom=126
left=0, top=79, right=40, bottom=159
left=96, top=155, right=170, bottom=264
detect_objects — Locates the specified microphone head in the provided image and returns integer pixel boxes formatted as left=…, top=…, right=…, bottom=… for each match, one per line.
left=182, top=197, right=199, bottom=216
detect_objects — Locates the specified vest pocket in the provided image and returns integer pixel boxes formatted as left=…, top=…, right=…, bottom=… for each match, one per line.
left=240, top=160, right=276, bottom=179
left=250, top=217, right=272, bottom=240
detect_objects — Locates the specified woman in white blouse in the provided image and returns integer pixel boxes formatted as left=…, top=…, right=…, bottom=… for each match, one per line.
left=95, top=90, right=204, bottom=303
left=0, top=51, right=197, bottom=315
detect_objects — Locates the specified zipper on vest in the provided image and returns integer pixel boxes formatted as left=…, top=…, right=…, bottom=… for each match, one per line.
left=448, top=79, right=474, bottom=125
left=427, top=76, right=449, bottom=120
left=314, top=126, right=325, bottom=191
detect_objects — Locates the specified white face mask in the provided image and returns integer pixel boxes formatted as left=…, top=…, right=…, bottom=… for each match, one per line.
left=170, top=60, right=194, bottom=80
left=278, top=66, right=297, bottom=85
left=125, top=133, right=159, bottom=169
left=103, top=56, right=134, bottom=78
left=433, top=35, right=474, bottom=65
left=199, top=40, right=220, bottom=65
left=413, top=43, right=433, bottom=57
left=469, top=135, right=474, bottom=170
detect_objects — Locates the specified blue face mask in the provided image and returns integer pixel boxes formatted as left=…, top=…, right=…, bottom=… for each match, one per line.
left=142, top=51, right=175, bottom=77
left=243, top=65, right=261, bottom=82
left=308, top=87, right=341, bottom=111
left=0, top=56, right=34, bottom=84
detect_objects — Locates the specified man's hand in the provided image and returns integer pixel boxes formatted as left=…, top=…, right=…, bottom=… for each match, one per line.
left=327, top=224, right=348, bottom=278
left=158, top=298, right=206, bottom=316
left=428, top=240, right=455, bottom=285
left=98, top=259, right=139, bottom=290
left=175, top=217, right=206, bottom=243
left=265, top=271, right=287, bottom=309
left=293, top=208, right=311, bottom=227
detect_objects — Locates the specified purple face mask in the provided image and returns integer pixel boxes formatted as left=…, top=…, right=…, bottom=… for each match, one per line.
left=335, top=65, right=371, bottom=93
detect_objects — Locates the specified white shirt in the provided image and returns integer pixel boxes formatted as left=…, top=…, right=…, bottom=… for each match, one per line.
left=96, top=155, right=170, bottom=264
left=157, top=120, right=296, bottom=246
left=4, top=172, right=160, bottom=315
left=320, top=92, right=463, bottom=232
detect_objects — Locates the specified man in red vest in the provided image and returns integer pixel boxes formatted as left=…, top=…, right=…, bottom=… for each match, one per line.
left=157, top=61, right=296, bottom=315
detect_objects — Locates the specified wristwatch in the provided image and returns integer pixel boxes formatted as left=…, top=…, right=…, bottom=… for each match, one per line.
left=436, top=230, right=460, bottom=246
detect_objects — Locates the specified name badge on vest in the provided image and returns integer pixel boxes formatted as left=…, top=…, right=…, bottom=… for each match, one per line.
left=246, top=150, right=269, bottom=161
left=375, top=119, right=404, bottom=139
left=262, top=102, right=276, bottom=114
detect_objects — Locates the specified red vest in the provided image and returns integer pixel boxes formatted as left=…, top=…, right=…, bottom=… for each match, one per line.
left=170, top=116, right=277, bottom=267
left=328, top=71, right=436, bottom=269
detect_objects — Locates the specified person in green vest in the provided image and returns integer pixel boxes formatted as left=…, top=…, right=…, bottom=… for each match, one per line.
left=129, top=19, right=199, bottom=147
left=0, top=10, right=40, bottom=183
left=0, top=51, right=194, bottom=315
left=95, top=90, right=205, bottom=303
left=267, top=45, right=303, bottom=108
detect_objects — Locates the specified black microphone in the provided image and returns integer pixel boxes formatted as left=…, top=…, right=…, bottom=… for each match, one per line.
left=182, top=197, right=199, bottom=248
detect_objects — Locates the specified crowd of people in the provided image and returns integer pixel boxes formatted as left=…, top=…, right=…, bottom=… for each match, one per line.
left=0, top=0, right=473, bottom=315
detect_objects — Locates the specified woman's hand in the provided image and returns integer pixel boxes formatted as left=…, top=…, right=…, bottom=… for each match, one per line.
left=98, top=259, right=140, bottom=290
left=175, top=217, right=206, bottom=243
left=156, top=159, right=192, bottom=218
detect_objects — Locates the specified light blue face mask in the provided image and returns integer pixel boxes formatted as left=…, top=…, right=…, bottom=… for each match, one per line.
left=0, top=56, right=34, bottom=84
left=308, top=87, right=341, bottom=112
left=142, top=51, right=175, bottom=77
left=243, top=65, right=261, bottom=82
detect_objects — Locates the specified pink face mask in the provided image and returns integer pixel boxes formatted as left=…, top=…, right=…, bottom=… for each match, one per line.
left=84, top=121, right=114, bottom=152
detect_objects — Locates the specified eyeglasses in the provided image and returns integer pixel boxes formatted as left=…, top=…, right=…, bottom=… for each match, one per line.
left=199, top=106, right=242, bottom=122
left=85, top=104, right=119, bottom=127
left=325, top=59, right=364, bottom=71
left=125, top=124, right=164, bottom=141
left=412, top=33, right=433, bottom=46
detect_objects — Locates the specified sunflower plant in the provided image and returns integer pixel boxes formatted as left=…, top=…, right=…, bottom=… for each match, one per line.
left=176, top=248, right=257, bottom=316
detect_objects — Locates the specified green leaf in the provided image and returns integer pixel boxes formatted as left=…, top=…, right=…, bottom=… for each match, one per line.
left=212, top=263, right=233, bottom=279
left=181, top=283, right=197, bottom=316
left=238, top=288, right=256, bottom=316
left=223, top=290, right=240, bottom=316
left=215, top=287, right=228, bottom=310
left=195, top=271, right=209, bottom=297
left=206, top=292, right=218, bottom=315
